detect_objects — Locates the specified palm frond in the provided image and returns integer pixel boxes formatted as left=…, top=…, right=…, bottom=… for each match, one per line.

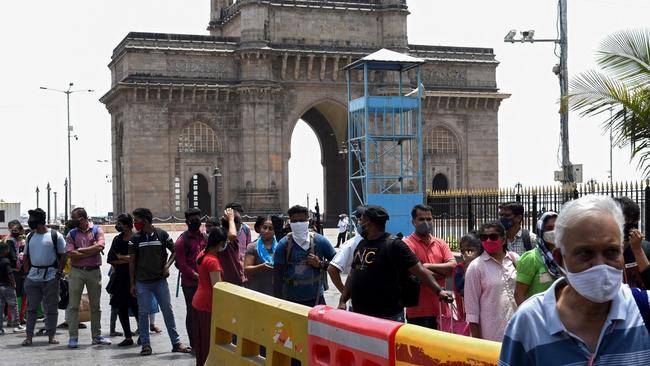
left=597, top=28, right=650, bottom=87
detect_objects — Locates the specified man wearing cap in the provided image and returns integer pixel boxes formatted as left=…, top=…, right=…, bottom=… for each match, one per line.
left=174, top=208, right=207, bottom=349
left=338, top=205, right=453, bottom=322
left=402, top=204, right=456, bottom=329
left=336, top=214, right=349, bottom=248
left=21, top=208, right=67, bottom=346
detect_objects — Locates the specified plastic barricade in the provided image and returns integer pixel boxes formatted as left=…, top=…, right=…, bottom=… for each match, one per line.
left=394, top=324, right=501, bottom=366
left=308, top=305, right=403, bottom=366
left=205, top=282, right=310, bottom=366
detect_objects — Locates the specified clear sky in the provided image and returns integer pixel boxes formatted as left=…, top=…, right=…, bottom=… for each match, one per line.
left=1, top=0, right=648, bottom=217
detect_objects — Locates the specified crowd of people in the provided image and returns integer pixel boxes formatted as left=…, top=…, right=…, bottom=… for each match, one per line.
left=2, top=194, right=650, bottom=365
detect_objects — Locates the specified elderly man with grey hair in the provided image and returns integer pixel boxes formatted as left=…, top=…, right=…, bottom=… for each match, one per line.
left=499, top=195, right=650, bottom=366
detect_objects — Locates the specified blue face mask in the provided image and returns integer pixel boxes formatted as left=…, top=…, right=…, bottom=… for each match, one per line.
left=500, top=217, right=514, bottom=230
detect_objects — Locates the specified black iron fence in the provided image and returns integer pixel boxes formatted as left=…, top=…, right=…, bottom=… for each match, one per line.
left=426, top=181, right=650, bottom=251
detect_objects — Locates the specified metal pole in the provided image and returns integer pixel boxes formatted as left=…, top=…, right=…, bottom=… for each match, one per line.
left=610, top=108, right=614, bottom=187
left=67, top=89, right=73, bottom=213
left=64, top=178, right=69, bottom=221
left=54, top=192, right=58, bottom=224
left=559, top=0, right=573, bottom=184
left=36, top=186, right=40, bottom=208
left=47, top=183, right=51, bottom=224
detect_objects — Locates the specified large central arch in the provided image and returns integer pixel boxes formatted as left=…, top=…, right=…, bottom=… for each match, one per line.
left=289, top=99, right=348, bottom=227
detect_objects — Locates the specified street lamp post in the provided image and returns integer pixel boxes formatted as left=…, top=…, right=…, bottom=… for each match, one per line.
left=213, top=168, right=222, bottom=217
left=54, top=191, right=58, bottom=224
left=40, top=83, right=94, bottom=216
left=47, top=183, right=51, bottom=224
left=36, top=186, right=40, bottom=208
left=64, top=178, right=69, bottom=221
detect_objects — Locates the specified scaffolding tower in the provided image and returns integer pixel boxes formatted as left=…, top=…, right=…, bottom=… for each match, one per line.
left=345, top=49, right=425, bottom=235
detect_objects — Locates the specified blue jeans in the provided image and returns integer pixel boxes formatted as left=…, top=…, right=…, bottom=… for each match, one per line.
left=135, top=279, right=180, bottom=346
left=382, top=311, right=405, bottom=323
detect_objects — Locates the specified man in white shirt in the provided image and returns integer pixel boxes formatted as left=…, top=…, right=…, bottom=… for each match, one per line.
left=336, top=214, right=349, bottom=248
left=328, top=208, right=365, bottom=293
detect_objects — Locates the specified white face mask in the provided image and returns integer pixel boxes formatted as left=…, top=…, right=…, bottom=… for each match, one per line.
left=563, top=263, right=622, bottom=303
left=543, top=231, right=555, bottom=244
left=289, top=222, right=310, bottom=244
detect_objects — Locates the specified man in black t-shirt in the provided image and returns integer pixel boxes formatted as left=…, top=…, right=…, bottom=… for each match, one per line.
left=337, top=205, right=453, bottom=322
left=614, top=197, right=650, bottom=289
left=0, top=242, right=18, bottom=334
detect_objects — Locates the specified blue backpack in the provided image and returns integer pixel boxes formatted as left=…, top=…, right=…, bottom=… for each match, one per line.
left=631, top=287, right=650, bottom=333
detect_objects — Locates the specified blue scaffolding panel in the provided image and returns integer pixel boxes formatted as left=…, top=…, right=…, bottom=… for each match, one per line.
left=345, top=49, right=425, bottom=236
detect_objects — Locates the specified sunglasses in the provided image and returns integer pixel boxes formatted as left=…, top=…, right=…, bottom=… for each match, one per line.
left=480, top=234, right=501, bottom=241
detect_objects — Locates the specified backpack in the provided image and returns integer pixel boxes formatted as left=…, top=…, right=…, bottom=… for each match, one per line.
left=385, top=237, right=420, bottom=308
left=632, top=287, right=650, bottom=333
left=283, top=232, right=328, bottom=303
left=25, top=230, right=61, bottom=279
left=522, top=229, right=533, bottom=251
left=58, top=277, right=69, bottom=310
left=174, top=230, right=208, bottom=269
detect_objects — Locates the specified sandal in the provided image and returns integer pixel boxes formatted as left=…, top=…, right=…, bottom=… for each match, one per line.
left=149, top=325, right=162, bottom=333
left=22, top=338, right=33, bottom=347
left=171, top=342, right=192, bottom=353
left=48, top=337, right=60, bottom=345
left=140, top=345, right=152, bottom=356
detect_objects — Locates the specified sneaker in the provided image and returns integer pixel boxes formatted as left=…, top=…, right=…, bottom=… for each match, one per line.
left=109, top=331, right=123, bottom=337
left=0, top=329, right=5, bottom=335
left=68, top=338, right=78, bottom=349
left=13, top=324, right=26, bottom=333
left=92, top=336, right=112, bottom=345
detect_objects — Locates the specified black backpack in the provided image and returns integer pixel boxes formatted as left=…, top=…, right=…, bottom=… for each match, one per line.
left=386, top=238, right=420, bottom=308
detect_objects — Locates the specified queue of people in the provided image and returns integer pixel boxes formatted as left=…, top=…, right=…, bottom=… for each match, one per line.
left=4, top=195, right=650, bottom=366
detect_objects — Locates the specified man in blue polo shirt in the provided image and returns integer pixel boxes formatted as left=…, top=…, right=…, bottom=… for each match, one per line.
left=500, top=195, right=650, bottom=365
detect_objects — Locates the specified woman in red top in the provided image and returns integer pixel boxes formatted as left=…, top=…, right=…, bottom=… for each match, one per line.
left=191, top=227, right=225, bottom=366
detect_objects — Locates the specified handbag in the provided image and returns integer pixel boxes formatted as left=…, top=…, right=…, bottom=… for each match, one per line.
left=437, top=301, right=470, bottom=336
left=105, top=271, right=116, bottom=295
left=386, top=238, right=420, bottom=307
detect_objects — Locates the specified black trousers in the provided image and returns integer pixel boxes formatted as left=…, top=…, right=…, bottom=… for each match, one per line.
left=117, top=301, right=139, bottom=339
left=336, top=232, right=347, bottom=247
left=182, top=285, right=197, bottom=348
left=407, top=315, right=437, bottom=330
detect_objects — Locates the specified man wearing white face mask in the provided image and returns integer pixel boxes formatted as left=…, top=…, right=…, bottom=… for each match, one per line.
left=402, top=204, right=456, bottom=329
left=500, top=195, right=650, bottom=366
left=273, top=205, right=336, bottom=306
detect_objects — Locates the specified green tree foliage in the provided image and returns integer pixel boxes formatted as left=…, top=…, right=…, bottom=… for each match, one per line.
left=570, top=29, right=650, bottom=176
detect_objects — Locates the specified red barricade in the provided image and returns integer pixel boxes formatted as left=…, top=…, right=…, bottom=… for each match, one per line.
left=308, top=305, right=404, bottom=366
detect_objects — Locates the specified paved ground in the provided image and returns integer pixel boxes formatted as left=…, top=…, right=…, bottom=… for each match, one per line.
left=0, top=228, right=344, bottom=366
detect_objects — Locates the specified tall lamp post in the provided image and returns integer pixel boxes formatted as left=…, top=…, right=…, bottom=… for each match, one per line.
left=46, top=183, right=51, bottom=224
left=36, top=186, right=40, bottom=208
left=64, top=178, right=69, bottom=221
left=40, top=83, right=94, bottom=216
left=213, top=168, right=222, bottom=217
left=54, top=191, right=58, bottom=224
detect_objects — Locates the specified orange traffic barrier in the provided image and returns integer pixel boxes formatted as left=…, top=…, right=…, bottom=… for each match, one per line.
left=308, top=305, right=403, bottom=366
left=394, top=324, right=501, bottom=366
left=204, top=282, right=311, bottom=366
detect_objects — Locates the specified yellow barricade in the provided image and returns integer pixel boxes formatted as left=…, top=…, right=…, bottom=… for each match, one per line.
left=394, top=324, right=501, bottom=366
left=205, top=282, right=311, bottom=366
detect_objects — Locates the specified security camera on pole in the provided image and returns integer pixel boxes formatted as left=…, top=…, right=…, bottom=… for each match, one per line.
left=505, top=0, right=577, bottom=185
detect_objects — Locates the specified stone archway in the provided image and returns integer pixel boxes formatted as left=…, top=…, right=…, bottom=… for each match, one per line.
left=289, top=99, right=348, bottom=227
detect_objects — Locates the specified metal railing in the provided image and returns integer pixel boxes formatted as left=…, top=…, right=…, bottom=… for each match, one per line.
left=426, top=181, right=650, bottom=250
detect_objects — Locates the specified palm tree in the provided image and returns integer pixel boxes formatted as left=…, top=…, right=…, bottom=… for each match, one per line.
left=570, top=29, right=650, bottom=176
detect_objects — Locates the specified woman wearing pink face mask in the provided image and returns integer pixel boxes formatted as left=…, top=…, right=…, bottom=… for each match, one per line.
left=463, top=220, right=519, bottom=342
